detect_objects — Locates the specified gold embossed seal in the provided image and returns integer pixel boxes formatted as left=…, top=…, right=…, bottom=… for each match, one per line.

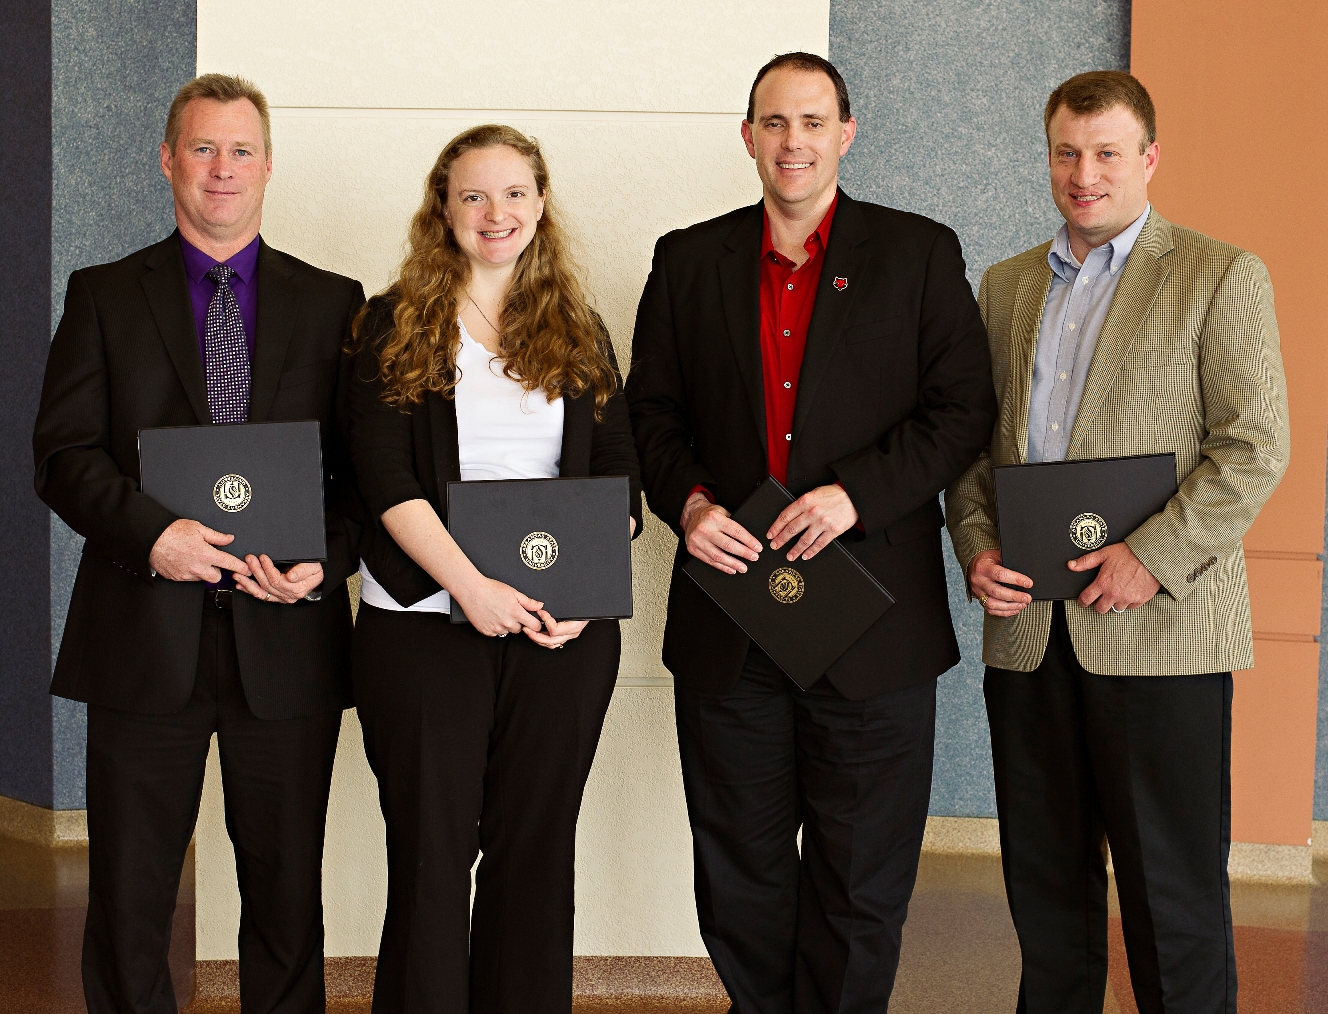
left=520, top=531, right=559, bottom=570
left=1069, top=512, right=1108, bottom=552
left=768, top=566, right=805, bottom=604
left=213, top=474, right=252, bottom=513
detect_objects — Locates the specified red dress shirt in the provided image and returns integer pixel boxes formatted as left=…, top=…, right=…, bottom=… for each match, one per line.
left=758, top=193, right=837, bottom=484
left=685, top=195, right=839, bottom=518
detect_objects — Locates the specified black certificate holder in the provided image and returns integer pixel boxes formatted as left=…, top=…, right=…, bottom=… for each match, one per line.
left=137, top=420, right=328, bottom=562
left=992, top=453, right=1178, bottom=601
left=445, top=476, right=633, bottom=624
left=682, top=477, right=896, bottom=690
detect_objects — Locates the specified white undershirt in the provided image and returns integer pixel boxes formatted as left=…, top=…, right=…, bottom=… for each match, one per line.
left=359, top=318, right=564, bottom=612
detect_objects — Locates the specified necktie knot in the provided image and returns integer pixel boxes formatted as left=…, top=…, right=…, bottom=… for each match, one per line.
left=206, top=263, right=236, bottom=287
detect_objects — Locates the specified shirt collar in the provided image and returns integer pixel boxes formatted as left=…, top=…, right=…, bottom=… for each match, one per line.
left=178, top=231, right=262, bottom=286
left=761, top=190, right=840, bottom=264
left=1048, top=203, right=1151, bottom=281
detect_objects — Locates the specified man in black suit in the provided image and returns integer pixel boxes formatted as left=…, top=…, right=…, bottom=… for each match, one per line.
left=32, top=74, right=364, bottom=1013
left=625, top=53, right=995, bottom=1012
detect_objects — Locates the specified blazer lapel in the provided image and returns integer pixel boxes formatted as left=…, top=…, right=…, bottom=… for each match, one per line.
left=792, top=191, right=870, bottom=443
left=427, top=391, right=460, bottom=508
left=1066, top=212, right=1174, bottom=458
left=140, top=236, right=210, bottom=424
left=248, top=240, right=299, bottom=423
left=717, top=204, right=767, bottom=454
left=1007, top=256, right=1054, bottom=463
left=557, top=392, right=593, bottom=477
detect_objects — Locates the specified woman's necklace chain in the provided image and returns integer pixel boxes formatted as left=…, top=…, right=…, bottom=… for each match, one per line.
left=467, top=295, right=500, bottom=338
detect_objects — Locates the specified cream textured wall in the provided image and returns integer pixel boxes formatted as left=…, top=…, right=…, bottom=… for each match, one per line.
left=194, top=0, right=829, bottom=960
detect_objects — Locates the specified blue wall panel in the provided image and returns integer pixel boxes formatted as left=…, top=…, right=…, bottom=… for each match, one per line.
left=829, top=0, right=1131, bottom=816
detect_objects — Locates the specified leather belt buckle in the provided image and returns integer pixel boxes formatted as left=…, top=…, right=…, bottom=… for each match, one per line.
left=205, top=588, right=233, bottom=610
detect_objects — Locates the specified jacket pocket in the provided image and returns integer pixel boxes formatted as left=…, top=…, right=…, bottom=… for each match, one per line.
left=278, top=360, right=334, bottom=390
left=844, top=315, right=907, bottom=345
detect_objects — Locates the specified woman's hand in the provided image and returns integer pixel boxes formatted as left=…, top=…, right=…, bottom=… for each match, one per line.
left=526, top=609, right=589, bottom=649
left=450, top=574, right=544, bottom=638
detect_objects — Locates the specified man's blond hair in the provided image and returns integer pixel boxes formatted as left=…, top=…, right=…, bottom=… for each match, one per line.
left=164, top=73, right=271, bottom=156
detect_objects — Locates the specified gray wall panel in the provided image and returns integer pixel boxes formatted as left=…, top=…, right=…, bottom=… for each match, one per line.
left=46, top=0, right=196, bottom=809
left=829, top=0, right=1131, bottom=816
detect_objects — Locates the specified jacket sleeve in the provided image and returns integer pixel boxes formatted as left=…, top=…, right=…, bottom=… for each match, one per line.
left=624, top=237, right=718, bottom=536
left=944, top=267, right=1002, bottom=581
left=1125, top=251, right=1291, bottom=599
left=347, top=300, right=430, bottom=524
left=830, top=225, right=998, bottom=535
left=589, top=339, right=644, bottom=539
left=33, top=270, right=178, bottom=582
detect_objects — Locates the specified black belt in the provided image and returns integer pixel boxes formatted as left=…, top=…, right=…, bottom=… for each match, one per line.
left=204, top=588, right=234, bottom=611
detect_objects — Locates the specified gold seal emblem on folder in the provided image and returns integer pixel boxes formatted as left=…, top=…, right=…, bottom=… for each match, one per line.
left=520, top=531, right=559, bottom=570
left=1069, top=512, right=1107, bottom=552
left=768, top=566, right=805, bottom=604
left=213, top=474, right=252, bottom=513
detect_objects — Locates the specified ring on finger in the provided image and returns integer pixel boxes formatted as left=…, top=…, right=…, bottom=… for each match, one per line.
left=979, top=593, right=989, bottom=607
left=1111, top=604, right=1126, bottom=613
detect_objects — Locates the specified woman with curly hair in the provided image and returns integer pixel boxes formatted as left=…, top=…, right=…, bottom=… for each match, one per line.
left=348, top=124, right=641, bottom=1013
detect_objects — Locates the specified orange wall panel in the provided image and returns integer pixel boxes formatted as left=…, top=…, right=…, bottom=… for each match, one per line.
left=1231, top=645, right=1319, bottom=846
left=1132, top=1, right=1328, bottom=845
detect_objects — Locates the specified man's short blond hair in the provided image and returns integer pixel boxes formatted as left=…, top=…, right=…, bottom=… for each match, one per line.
left=164, top=73, right=272, bottom=156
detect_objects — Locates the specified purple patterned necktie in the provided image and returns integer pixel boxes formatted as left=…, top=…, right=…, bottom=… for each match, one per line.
left=204, top=264, right=251, bottom=424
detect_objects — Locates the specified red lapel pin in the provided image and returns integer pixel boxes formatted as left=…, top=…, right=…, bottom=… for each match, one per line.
left=833, top=276, right=848, bottom=291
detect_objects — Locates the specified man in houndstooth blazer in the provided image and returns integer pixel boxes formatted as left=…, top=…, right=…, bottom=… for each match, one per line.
left=946, top=72, right=1289, bottom=1013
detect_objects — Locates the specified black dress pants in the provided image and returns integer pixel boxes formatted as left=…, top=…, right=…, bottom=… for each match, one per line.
left=985, top=602, right=1235, bottom=1014
left=83, top=603, right=342, bottom=1014
left=675, top=646, right=937, bottom=1014
left=352, top=605, right=620, bottom=1014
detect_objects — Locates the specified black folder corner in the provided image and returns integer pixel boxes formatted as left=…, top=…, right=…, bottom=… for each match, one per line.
left=138, top=420, right=327, bottom=562
left=993, top=453, right=1178, bottom=600
left=682, top=477, right=895, bottom=690
left=446, top=476, right=633, bottom=623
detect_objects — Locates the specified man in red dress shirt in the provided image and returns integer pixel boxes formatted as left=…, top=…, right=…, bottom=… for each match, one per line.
left=626, top=53, right=996, bottom=1012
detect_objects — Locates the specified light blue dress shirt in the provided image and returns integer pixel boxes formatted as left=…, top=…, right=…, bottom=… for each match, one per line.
left=1026, top=204, right=1152, bottom=462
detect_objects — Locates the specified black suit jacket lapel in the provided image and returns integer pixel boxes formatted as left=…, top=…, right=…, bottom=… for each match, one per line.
left=558, top=392, right=593, bottom=477
left=248, top=240, right=299, bottom=423
left=140, top=236, right=210, bottom=424
left=717, top=203, right=767, bottom=455
left=792, top=191, right=871, bottom=443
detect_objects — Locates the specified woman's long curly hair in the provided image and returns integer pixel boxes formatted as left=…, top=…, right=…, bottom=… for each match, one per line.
left=351, top=124, right=617, bottom=415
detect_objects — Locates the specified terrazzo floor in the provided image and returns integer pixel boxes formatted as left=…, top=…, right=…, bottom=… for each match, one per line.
left=2, top=835, right=1325, bottom=1012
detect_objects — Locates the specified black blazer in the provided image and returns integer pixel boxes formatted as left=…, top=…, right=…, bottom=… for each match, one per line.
left=33, top=233, right=366, bottom=719
left=625, top=191, right=997, bottom=699
left=349, top=295, right=643, bottom=608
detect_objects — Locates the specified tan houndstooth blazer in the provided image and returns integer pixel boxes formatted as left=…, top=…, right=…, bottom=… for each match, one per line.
left=945, top=210, right=1290, bottom=675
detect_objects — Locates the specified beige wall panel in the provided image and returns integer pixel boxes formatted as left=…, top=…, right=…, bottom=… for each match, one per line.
left=196, top=0, right=831, bottom=961
left=198, top=0, right=829, bottom=112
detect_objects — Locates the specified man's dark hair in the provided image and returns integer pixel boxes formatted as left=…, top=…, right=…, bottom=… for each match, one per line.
left=1044, top=71, right=1157, bottom=153
left=746, top=52, right=851, bottom=124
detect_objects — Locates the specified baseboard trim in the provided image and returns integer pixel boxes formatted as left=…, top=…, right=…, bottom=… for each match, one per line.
left=0, top=793, right=87, bottom=846
left=1228, top=841, right=1314, bottom=883
left=922, top=815, right=1001, bottom=855
left=188, top=956, right=728, bottom=1010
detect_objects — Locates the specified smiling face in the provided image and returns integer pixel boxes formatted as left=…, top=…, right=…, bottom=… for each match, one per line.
left=443, top=145, right=545, bottom=274
left=1047, top=102, right=1159, bottom=260
left=160, top=97, right=271, bottom=256
left=741, top=67, right=856, bottom=215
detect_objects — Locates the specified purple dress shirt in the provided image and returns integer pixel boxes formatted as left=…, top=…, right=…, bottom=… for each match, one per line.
left=178, top=232, right=260, bottom=589
left=178, top=232, right=260, bottom=363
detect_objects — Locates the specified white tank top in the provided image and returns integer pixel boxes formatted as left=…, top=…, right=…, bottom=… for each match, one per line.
left=359, top=318, right=565, bottom=612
